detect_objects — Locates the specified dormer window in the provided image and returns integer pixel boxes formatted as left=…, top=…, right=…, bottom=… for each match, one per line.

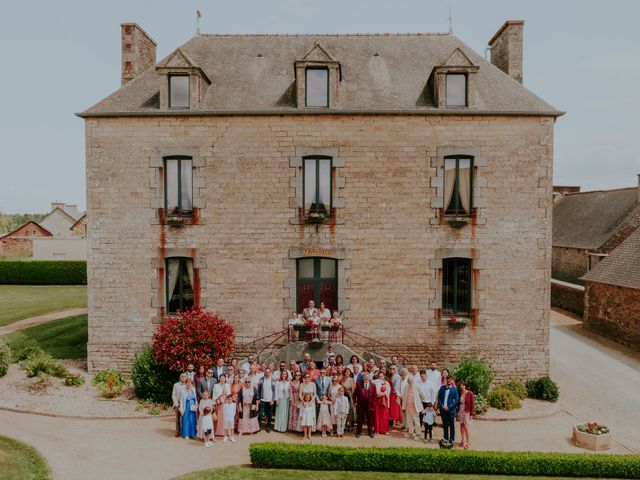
left=295, top=43, right=340, bottom=109
left=433, top=48, right=478, bottom=109
left=169, top=75, right=190, bottom=108
left=305, top=68, right=329, bottom=107
left=446, top=74, right=467, bottom=107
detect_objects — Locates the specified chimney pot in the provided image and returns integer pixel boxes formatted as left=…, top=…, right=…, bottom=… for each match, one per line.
left=488, top=20, right=524, bottom=83
left=121, top=23, right=157, bottom=86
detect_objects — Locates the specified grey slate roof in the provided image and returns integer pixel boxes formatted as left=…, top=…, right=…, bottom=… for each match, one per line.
left=553, top=188, right=638, bottom=250
left=581, top=228, right=640, bottom=289
left=80, top=33, right=560, bottom=117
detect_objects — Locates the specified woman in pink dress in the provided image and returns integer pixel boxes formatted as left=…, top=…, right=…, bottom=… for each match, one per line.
left=374, top=371, right=390, bottom=435
left=213, top=374, right=231, bottom=436
left=237, top=378, right=260, bottom=434
left=230, top=374, right=242, bottom=432
left=288, top=371, right=302, bottom=431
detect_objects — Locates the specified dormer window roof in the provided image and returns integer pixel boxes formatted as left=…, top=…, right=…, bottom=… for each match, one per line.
left=295, top=43, right=341, bottom=109
left=156, top=48, right=210, bottom=110
left=432, top=48, right=479, bottom=109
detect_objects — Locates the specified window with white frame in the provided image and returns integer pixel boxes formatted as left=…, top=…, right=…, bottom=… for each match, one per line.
left=305, top=68, right=329, bottom=107
left=303, top=157, right=332, bottom=215
left=169, top=75, right=190, bottom=108
left=445, top=73, right=467, bottom=106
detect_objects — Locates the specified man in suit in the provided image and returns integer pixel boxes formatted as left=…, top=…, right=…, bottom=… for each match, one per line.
left=197, top=367, right=216, bottom=400
left=354, top=371, right=377, bottom=438
left=184, top=363, right=196, bottom=382
left=437, top=375, right=460, bottom=447
left=257, top=368, right=276, bottom=432
left=212, top=358, right=227, bottom=382
left=172, top=373, right=187, bottom=437
left=302, top=300, right=317, bottom=320
left=314, top=368, right=331, bottom=400
left=299, top=353, right=312, bottom=374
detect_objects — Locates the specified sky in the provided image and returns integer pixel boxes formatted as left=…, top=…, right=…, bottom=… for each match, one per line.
left=0, top=0, right=638, bottom=213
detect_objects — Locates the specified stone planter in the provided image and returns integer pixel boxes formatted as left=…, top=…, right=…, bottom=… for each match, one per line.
left=573, top=425, right=611, bottom=451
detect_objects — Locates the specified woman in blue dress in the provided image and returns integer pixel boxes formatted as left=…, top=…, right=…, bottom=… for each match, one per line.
left=179, top=379, right=198, bottom=439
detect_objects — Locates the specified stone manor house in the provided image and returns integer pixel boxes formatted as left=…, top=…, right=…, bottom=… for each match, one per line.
left=79, top=20, right=561, bottom=379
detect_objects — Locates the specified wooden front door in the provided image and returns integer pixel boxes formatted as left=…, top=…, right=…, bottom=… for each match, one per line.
left=296, top=257, right=338, bottom=312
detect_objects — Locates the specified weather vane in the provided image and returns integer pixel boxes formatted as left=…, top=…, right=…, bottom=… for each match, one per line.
left=448, top=5, right=453, bottom=34
left=196, top=2, right=202, bottom=35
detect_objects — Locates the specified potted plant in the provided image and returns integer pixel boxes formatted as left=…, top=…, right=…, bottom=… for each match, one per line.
left=291, top=319, right=308, bottom=332
left=306, top=212, right=325, bottom=224
left=573, top=422, right=611, bottom=451
left=447, top=313, right=467, bottom=330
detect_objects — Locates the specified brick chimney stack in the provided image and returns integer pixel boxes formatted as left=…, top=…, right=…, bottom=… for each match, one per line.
left=121, top=23, right=157, bottom=86
left=488, top=20, right=524, bottom=84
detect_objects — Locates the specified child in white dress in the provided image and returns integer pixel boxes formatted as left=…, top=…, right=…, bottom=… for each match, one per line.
left=201, top=406, right=214, bottom=448
left=299, top=393, right=315, bottom=440
left=222, top=395, right=237, bottom=443
left=317, top=395, right=333, bottom=437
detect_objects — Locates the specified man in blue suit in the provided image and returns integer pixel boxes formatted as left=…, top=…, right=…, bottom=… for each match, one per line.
left=437, top=375, right=459, bottom=447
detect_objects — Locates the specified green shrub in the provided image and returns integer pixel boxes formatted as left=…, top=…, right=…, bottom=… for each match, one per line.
left=499, top=380, right=527, bottom=400
left=10, top=339, right=43, bottom=363
left=487, top=387, right=521, bottom=410
left=0, top=260, right=87, bottom=285
left=64, top=372, right=85, bottom=386
left=131, top=346, right=175, bottom=404
left=526, top=376, right=559, bottom=402
left=0, top=339, right=10, bottom=377
left=93, top=369, right=126, bottom=398
left=474, top=393, right=488, bottom=415
left=22, top=351, right=67, bottom=378
left=450, top=356, right=494, bottom=397
left=249, top=443, right=640, bottom=478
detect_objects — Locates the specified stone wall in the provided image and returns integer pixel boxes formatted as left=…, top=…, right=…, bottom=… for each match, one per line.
left=550, top=279, right=584, bottom=315
left=85, top=114, right=554, bottom=380
left=584, top=282, right=640, bottom=351
left=0, top=237, right=32, bottom=258
left=552, top=246, right=588, bottom=284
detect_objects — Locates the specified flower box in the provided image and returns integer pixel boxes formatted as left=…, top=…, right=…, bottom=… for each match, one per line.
left=321, top=325, right=340, bottom=331
left=305, top=212, right=325, bottom=224
left=166, top=216, right=187, bottom=228
left=573, top=424, right=611, bottom=451
left=292, top=324, right=310, bottom=332
left=447, top=315, right=467, bottom=329
left=445, top=216, right=471, bottom=228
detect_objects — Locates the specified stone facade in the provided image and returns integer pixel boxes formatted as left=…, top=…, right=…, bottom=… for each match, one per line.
left=550, top=279, right=584, bottom=315
left=584, top=282, right=640, bottom=350
left=85, top=114, right=554, bottom=381
left=551, top=246, right=590, bottom=284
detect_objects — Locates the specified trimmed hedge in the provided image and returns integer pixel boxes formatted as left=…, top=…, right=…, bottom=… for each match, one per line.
left=131, top=346, right=175, bottom=404
left=0, top=261, right=86, bottom=285
left=250, top=443, right=640, bottom=478
left=526, top=376, right=560, bottom=402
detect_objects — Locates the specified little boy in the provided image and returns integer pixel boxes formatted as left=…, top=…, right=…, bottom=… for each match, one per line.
left=202, top=406, right=214, bottom=447
left=222, top=395, right=237, bottom=443
left=333, top=387, right=350, bottom=438
left=422, top=402, right=435, bottom=443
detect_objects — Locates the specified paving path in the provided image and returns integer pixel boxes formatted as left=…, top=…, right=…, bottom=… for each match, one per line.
left=0, top=308, right=87, bottom=335
left=0, top=308, right=638, bottom=480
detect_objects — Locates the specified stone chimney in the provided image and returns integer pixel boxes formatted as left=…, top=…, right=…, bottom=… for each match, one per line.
left=637, top=173, right=640, bottom=203
left=488, top=20, right=524, bottom=83
left=121, top=23, right=157, bottom=86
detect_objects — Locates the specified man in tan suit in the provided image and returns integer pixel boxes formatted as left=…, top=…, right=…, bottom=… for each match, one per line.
left=302, top=300, right=317, bottom=320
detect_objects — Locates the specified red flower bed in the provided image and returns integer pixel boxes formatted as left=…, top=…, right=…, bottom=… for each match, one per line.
left=152, top=308, right=236, bottom=372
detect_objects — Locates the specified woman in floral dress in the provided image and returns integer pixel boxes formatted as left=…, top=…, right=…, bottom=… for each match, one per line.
left=213, top=374, right=231, bottom=437
left=237, top=378, right=260, bottom=434
left=341, top=368, right=356, bottom=431
left=288, top=371, right=302, bottom=431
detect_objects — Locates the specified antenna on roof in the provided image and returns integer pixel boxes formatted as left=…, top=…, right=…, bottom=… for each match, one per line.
left=448, top=5, right=453, bottom=34
left=195, top=1, right=202, bottom=35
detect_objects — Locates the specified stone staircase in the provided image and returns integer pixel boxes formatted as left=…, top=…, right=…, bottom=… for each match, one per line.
left=259, top=341, right=391, bottom=369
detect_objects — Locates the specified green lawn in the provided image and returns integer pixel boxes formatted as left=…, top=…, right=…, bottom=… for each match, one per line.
left=0, top=285, right=87, bottom=327
left=4, top=314, right=87, bottom=359
left=173, top=467, right=607, bottom=480
left=0, top=435, right=50, bottom=480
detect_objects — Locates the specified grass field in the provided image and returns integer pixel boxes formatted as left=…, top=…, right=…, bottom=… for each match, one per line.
left=0, top=285, right=87, bottom=327
left=0, top=435, right=50, bottom=480
left=173, top=467, right=607, bottom=480
left=3, top=314, right=87, bottom=359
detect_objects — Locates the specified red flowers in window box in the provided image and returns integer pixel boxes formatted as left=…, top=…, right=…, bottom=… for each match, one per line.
left=447, top=313, right=468, bottom=329
left=152, top=308, right=236, bottom=372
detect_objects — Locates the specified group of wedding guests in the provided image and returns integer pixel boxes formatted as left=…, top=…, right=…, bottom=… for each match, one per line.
left=171, top=348, right=476, bottom=449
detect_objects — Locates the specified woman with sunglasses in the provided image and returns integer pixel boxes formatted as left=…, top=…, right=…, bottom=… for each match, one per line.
left=237, top=377, right=260, bottom=435
left=288, top=370, right=302, bottom=431
left=297, top=372, right=317, bottom=433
